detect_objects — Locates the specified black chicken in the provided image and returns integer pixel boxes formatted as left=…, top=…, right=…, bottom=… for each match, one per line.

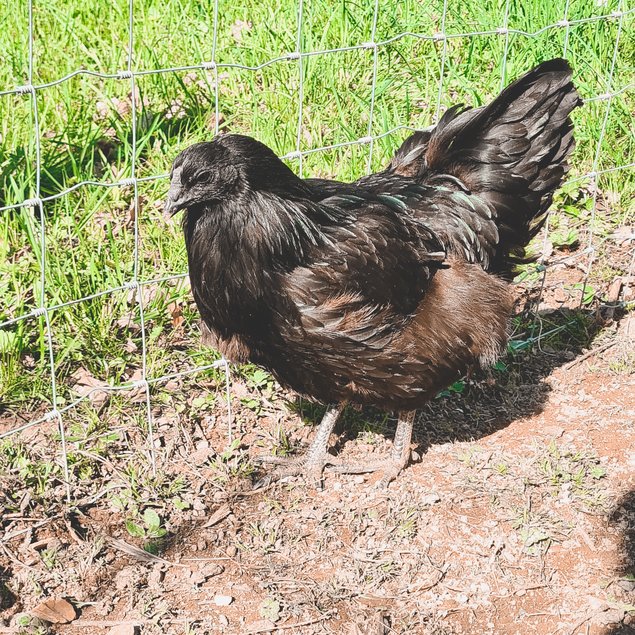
left=165, top=58, right=580, bottom=487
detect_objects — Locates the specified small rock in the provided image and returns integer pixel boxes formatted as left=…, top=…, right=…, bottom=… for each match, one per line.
left=617, top=578, right=635, bottom=592
left=192, top=448, right=213, bottom=466
left=147, top=564, right=165, bottom=589
left=596, top=608, right=625, bottom=626
left=214, top=595, right=233, bottom=606
left=422, top=493, right=441, bottom=505
left=189, top=570, right=206, bottom=585
left=192, top=498, right=207, bottom=511
left=219, top=614, right=229, bottom=626
left=587, top=596, right=607, bottom=611
left=114, top=566, right=138, bottom=591
left=226, top=544, right=238, bottom=557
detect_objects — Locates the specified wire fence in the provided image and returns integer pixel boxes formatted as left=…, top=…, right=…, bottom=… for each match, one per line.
left=0, top=0, right=633, bottom=503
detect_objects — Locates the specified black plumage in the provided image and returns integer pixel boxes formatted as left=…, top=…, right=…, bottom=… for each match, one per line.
left=165, top=58, right=580, bottom=486
left=384, top=57, right=581, bottom=276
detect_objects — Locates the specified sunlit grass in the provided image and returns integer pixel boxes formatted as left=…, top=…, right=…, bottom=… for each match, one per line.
left=1, top=0, right=633, bottom=411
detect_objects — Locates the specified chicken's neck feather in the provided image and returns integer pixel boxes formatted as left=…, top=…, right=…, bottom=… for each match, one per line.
left=183, top=188, right=350, bottom=335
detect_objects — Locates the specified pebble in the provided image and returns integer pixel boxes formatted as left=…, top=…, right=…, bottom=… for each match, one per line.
left=214, top=595, right=233, bottom=606
left=422, top=493, right=441, bottom=505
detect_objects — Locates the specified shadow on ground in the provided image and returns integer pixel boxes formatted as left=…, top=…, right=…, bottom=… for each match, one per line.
left=607, top=489, right=635, bottom=634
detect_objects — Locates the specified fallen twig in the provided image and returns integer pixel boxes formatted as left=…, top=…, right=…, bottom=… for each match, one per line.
left=562, top=340, right=617, bottom=371
left=247, top=613, right=333, bottom=634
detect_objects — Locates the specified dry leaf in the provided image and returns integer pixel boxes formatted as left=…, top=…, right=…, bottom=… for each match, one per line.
left=128, top=194, right=145, bottom=225
left=70, top=367, right=110, bottom=409
left=30, top=597, right=76, bottom=624
left=95, top=100, right=110, bottom=121
left=202, top=503, right=231, bottom=528
left=207, top=111, right=226, bottom=133
left=106, top=536, right=170, bottom=564
left=610, top=225, right=635, bottom=245
left=230, top=19, right=252, bottom=41
left=168, top=301, right=184, bottom=329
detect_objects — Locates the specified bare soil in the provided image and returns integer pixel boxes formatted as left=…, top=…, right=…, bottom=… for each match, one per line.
left=1, top=266, right=634, bottom=635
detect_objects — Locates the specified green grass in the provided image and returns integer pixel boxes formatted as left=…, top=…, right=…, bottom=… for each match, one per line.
left=1, top=0, right=634, bottom=420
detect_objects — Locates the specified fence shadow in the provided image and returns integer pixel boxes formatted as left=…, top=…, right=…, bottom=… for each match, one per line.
left=0, top=89, right=217, bottom=209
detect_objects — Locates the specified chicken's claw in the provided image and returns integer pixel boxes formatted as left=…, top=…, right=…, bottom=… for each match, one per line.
left=253, top=453, right=336, bottom=490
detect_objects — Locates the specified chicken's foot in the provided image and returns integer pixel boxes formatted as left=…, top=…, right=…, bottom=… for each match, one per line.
left=254, top=402, right=346, bottom=489
left=327, top=410, right=416, bottom=487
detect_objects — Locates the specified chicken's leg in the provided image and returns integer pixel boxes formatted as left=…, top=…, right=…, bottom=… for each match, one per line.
left=328, top=409, right=416, bottom=486
left=254, top=402, right=346, bottom=488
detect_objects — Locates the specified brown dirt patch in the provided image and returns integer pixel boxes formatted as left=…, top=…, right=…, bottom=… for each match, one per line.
left=1, top=268, right=634, bottom=634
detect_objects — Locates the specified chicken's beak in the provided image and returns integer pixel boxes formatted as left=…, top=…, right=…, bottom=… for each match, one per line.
left=164, top=187, right=186, bottom=219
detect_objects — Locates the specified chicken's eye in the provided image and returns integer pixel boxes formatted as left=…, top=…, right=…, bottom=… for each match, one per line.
left=193, top=169, right=213, bottom=184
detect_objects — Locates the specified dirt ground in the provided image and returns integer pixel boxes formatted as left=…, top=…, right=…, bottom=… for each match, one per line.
left=1, top=274, right=635, bottom=634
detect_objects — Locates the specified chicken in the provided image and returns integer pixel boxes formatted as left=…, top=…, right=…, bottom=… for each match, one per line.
left=164, top=58, right=580, bottom=487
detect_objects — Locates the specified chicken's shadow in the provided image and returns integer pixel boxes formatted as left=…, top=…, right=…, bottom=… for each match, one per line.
left=606, top=489, right=635, bottom=633
left=292, top=306, right=608, bottom=459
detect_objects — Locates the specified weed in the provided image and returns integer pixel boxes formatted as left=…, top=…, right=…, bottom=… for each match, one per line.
left=126, top=508, right=168, bottom=554
left=535, top=441, right=608, bottom=511
left=209, top=437, right=255, bottom=480
left=395, top=507, right=419, bottom=539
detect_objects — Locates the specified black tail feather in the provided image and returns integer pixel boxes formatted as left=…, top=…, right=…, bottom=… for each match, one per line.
left=391, top=58, right=582, bottom=275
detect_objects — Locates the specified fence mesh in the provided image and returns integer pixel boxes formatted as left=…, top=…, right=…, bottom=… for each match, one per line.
left=0, top=0, right=633, bottom=504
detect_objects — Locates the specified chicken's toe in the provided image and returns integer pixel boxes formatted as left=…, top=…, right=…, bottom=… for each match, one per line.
left=326, top=451, right=412, bottom=486
left=253, top=452, right=336, bottom=489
